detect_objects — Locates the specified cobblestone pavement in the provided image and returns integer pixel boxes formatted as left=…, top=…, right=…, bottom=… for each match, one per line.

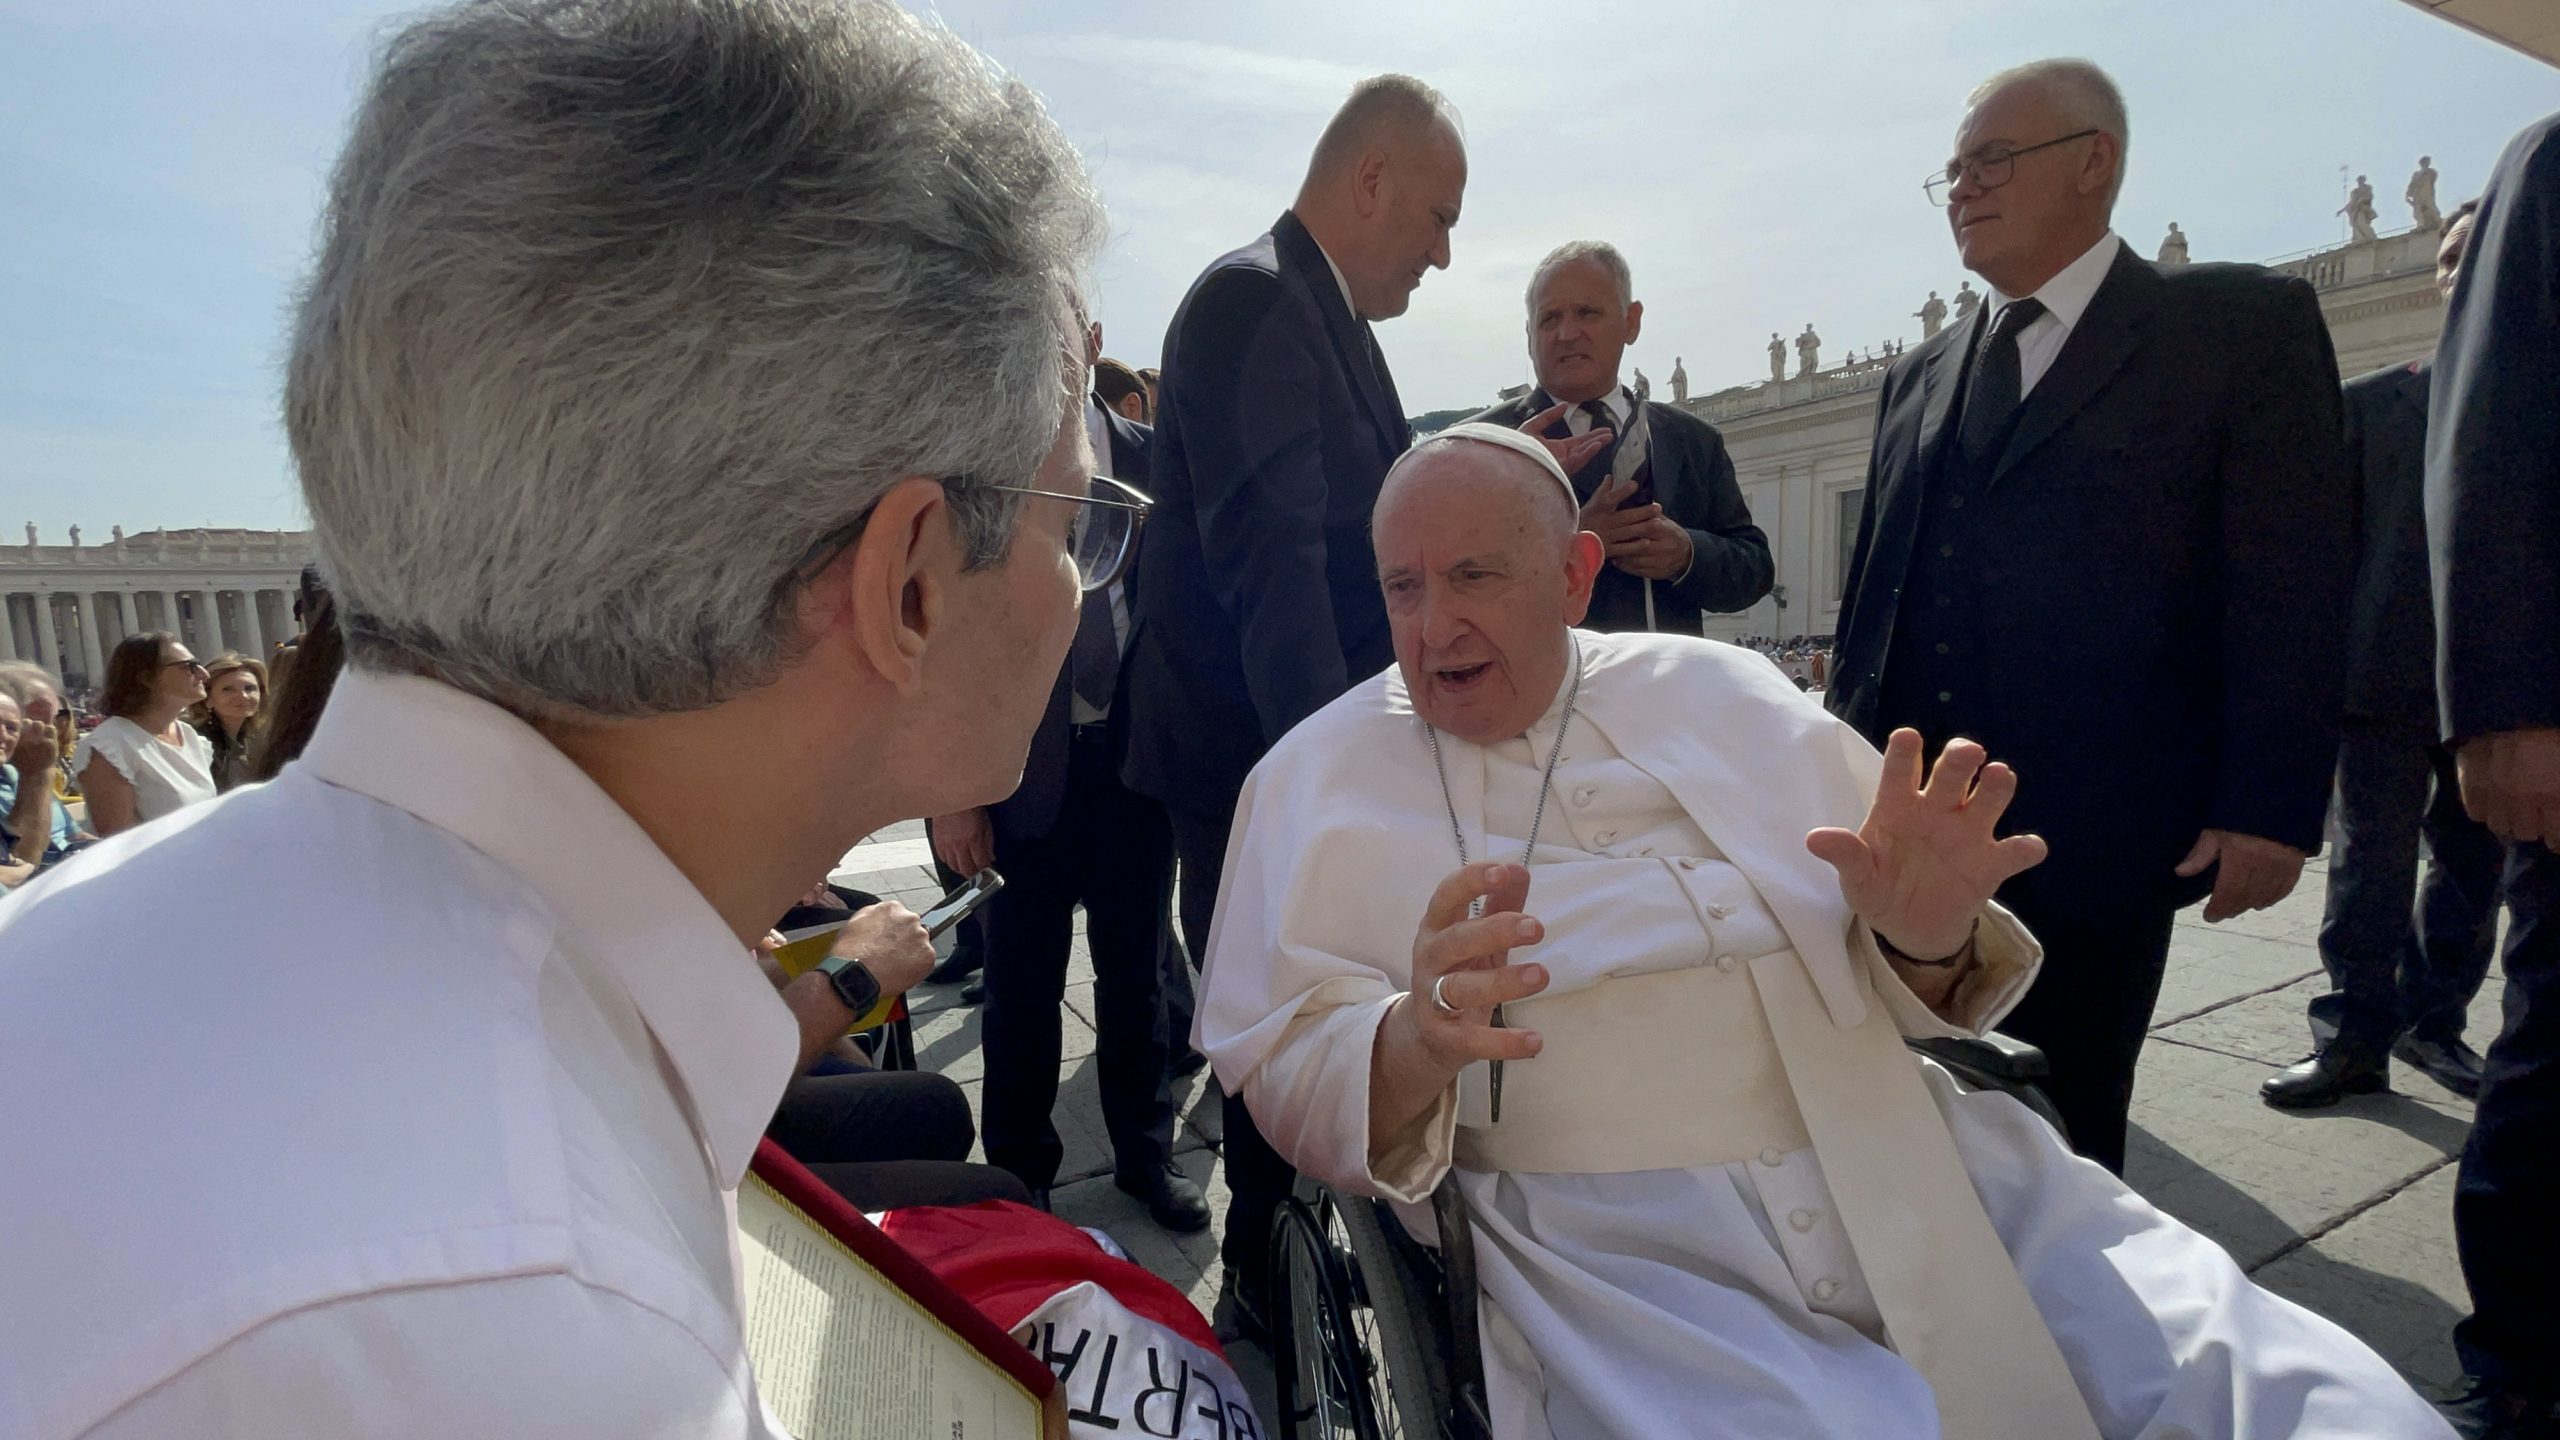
left=839, top=824, right=2485, bottom=1429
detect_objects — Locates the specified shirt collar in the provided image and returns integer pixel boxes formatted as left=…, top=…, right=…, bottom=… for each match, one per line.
left=1084, top=394, right=1111, bottom=462
left=1312, top=237, right=1360, bottom=321
left=296, top=668, right=799, bottom=1190
left=1559, top=385, right=1634, bottom=433
left=1989, top=230, right=2120, bottom=334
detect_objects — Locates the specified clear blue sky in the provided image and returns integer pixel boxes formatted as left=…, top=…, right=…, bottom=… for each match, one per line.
left=2, top=0, right=2550, bottom=535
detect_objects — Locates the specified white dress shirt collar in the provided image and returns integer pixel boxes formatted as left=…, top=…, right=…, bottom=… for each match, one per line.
left=1561, top=384, right=1635, bottom=435
left=1312, top=236, right=1360, bottom=321
left=1988, top=230, right=2121, bottom=334
left=298, top=668, right=796, bottom=1189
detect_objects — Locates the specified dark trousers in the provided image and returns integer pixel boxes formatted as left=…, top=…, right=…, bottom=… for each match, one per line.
left=1987, top=881, right=2179, bottom=1174
left=2455, top=841, right=2560, bottom=1395
left=979, top=730, right=1177, bottom=1191
left=1169, top=798, right=1296, bottom=1292
left=924, top=829, right=987, bottom=967
left=767, top=1069, right=1029, bottom=1211
left=2316, top=724, right=2505, bottom=1049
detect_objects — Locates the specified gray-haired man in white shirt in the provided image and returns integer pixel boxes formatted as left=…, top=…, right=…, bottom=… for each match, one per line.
left=0, top=2, right=1110, bottom=1435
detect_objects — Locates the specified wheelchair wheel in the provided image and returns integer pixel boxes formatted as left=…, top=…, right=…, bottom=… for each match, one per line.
left=1270, top=1187, right=1445, bottom=1439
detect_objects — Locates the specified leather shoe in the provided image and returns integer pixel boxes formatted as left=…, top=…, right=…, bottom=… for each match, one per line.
left=926, top=948, right=983, bottom=987
left=2260, top=1043, right=2389, bottom=1109
left=960, top=976, right=986, bottom=1006
left=1213, top=1270, right=1273, bottom=1346
left=1116, top=1163, right=1212, bottom=1233
left=2396, top=1032, right=2486, bottom=1099
left=2440, top=1380, right=2558, bottom=1439
left=1169, top=1045, right=1209, bottom=1080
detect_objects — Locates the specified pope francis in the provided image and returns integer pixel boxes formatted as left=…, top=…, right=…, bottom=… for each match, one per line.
left=1196, top=423, right=2447, bottom=1439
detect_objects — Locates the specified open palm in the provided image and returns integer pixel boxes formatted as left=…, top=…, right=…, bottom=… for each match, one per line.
left=1805, top=729, right=2048, bottom=960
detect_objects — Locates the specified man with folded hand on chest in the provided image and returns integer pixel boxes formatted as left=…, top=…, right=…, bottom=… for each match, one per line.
left=1194, top=423, right=2446, bottom=1439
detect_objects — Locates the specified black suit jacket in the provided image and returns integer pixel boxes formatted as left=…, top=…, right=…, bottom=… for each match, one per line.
left=2341, top=360, right=2437, bottom=732
left=2428, top=110, right=2560, bottom=745
left=993, top=403, right=1152, bottom=845
left=1830, top=244, right=2352, bottom=909
left=1121, top=209, right=1412, bottom=812
left=1465, top=390, right=1773, bottom=632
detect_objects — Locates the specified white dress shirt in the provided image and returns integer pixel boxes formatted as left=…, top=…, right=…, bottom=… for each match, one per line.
left=1560, top=385, right=1633, bottom=436
left=1987, top=230, right=2122, bottom=397
left=0, top=669, right=801, bottom=1438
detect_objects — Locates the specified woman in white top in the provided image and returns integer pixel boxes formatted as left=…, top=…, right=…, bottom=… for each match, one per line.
left=75, top=631, right=218, bottom=835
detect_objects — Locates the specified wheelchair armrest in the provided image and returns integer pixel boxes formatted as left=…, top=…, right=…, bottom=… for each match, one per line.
left=1906, top=1031, right=2050, bottom=1082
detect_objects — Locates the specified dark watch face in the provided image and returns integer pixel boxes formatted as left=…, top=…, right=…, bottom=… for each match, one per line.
left=827, top=959, right=881, bottom=1014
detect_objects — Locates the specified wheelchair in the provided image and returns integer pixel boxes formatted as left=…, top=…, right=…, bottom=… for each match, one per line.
left=1266, top=1033, right=2066, bottom=1440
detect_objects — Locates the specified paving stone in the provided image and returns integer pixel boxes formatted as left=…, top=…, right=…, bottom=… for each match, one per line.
left=2127, top=1039, right=2471, bottom=1271
left=2250, top=1164, right=2468, bottom=1397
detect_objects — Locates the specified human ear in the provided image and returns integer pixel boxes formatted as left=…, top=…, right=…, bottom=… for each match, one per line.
left=825, top=476, right=954, bottom=694
left=1560, top=530, right=1604, bottom=625
left=1623, top=299, right=1644, bottom=344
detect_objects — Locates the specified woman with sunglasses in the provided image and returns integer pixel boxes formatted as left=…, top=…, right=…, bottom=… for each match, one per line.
left=74, top=631, right=218, bottom=835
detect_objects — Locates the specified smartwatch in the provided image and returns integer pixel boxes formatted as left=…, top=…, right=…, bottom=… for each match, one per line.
left=814, top=950, right=883, bottom=1018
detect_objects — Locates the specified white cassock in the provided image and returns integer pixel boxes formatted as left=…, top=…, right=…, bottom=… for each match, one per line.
left=1198, top=630, right=2449, bottom=1440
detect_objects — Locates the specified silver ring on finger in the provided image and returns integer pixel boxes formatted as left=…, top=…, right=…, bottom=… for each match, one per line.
left=1430, top=973, right=1462, bottom=1017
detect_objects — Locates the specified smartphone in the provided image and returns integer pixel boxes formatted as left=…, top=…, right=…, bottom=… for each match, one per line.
left=920, top=868, right=1004, bottom=938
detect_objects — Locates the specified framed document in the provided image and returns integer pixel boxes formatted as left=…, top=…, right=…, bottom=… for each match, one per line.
left=741, top=1139, right=1066, bottom=1440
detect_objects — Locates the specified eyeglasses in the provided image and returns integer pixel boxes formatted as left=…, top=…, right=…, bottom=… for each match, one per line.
left=1924, top=129, right=2099, bottom=206
left=988, top=475, right=1153, bottom=592
left=790, top=474, right=1155, bottom=596
left=160, top=658, right=208, bottom=675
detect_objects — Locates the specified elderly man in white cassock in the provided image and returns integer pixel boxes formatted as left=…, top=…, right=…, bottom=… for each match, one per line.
left=1197, top=423, right=2449, bottom=1439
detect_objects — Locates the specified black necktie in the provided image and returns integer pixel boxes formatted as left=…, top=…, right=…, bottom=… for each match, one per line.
left=1578, top=398, right=1613, bottom=435
left=1957, top=297, right=2047, bottom=466
left=1069, top=587, right=1118, bottom=713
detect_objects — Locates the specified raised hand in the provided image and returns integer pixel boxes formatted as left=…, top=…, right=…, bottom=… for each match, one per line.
left=1370, top=863, right=1548, bottom=1141
left=1805, top=729, right=2047, bottom=960
left=1518, top=403, right=1612, bottom=476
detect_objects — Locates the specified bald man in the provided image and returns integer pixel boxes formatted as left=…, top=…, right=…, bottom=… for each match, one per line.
left=1118, top=72, right=1468, bottom=1331
left=1199, top=424, right=2445, bottom=1440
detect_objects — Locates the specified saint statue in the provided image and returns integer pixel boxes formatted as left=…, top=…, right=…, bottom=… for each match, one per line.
left=1767, top=333, right=1786, bottom=384
left=1953, top=281, right=1981, bottom=322
left=23, top=522, right=36, bottom=549
left=1915, top=290, right=1947, bottom=339
left=1670, top=356, right=1688, bottom=403
left=1795, top=323, right=1821, bottom=378
left=2157, top=222, right=2189, bottom=266
left=2340, top=175, right=2378, bottom=244
left=2407, top=157, right=2441, bottom=231
left=68, top=524, right=81, bottom=549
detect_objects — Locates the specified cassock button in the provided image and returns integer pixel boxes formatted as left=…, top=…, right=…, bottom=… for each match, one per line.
left=1677, top=857, right=1701, bottom=871
left=1707, top=903, right=1736, bottom=919
left=1572, top=786, right=1598, bottom=807
left=1935, top=642, right=1950, bottom=655
left=1594, top=829, right=1619, bottom=846
left=1937, top=690, right=1953, bottom=703
left=1812, top=1278, right=1843, bottom=1304
left=1789, top=1208, right=1820, bottom=1233
left=1938, top=544, right=1954, bottom=558
left=1758, top=1147, right=1785, bottom=1168
left=1948, top=496, right=1966, bottom=509
left=1715, top=954, right=1737, bottom=973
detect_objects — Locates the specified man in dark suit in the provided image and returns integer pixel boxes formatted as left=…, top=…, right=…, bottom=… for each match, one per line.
left=1467, top=241, right=1773, bottom=631
left=1829, top=59, right=2353, bottom=1173
left=2267, top=203, right=2498, bottom=1110
left=1120, top=72, right=1470, bottom=1334
left=932, top=383, right=1207, bottom=1231
left=2426, top=112, right=2560, bottom=1440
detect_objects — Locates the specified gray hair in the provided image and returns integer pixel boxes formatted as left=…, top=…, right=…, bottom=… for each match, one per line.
left=1525, top=240, right=1633, bottom=314
left=287, top=0, right=1104, bottom=718
left=1305, top=73, right=1461, bottom=185
left=1967, top=57, right=2129, bottom=208
left=0, top=662, right=63, bottom=709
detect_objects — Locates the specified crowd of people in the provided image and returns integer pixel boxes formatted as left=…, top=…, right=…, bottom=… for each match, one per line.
left=0, top=3, right=2554, bottom=1438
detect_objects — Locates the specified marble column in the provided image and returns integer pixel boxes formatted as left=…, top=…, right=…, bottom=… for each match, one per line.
left=73, top=592, right=104, bottom=685
left=108, top=591, right=134, bottom=647
left=0, top=595, right=18, bottom=664
left=249, top=590, right=275, bottom=658
left=33, top=595, right=64, bottom=679
left=207, top=590, right=232, bottom=655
